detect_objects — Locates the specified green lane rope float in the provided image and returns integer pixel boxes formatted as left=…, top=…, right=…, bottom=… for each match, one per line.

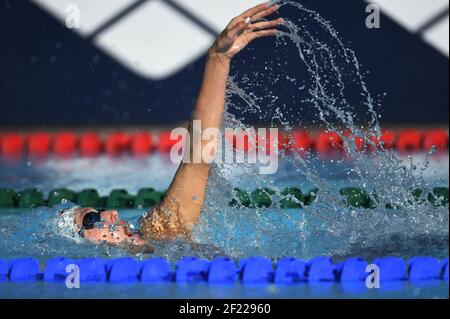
left=339, top=188, right=377, bottom=209
left=0, top=189, right=15, bottom=208
left=251, top=188, right=276, bottom=208
left=135, top=188, right=165, bottom=208
left=280, top=187, right=304, bottom=209
left=48, top=189, right=78, bottom=207
left=16, top=188, right=46, bottom=209
left=107, top=189, right=135, bottom=209
left=429, top=187, right=449, bottom=207
left=0, top=187, right=448, bottom=210
left=230, top=187, right=319, bottom=209
left=77, top=189, right=102, bottom=207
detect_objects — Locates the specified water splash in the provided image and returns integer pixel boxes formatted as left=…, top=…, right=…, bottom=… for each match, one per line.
left=193, top=0, right=449, bottom=260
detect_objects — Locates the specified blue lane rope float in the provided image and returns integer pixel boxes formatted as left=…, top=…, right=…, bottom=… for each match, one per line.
left=79, top=258, right=109, bottom=282
left=8, top=258, right=41, bottom=282
left=141, top=258, right=172, bottom=283
left=109, top=257, right=142, bottom=283
left=208, top=257, right=238, bottom=284
left=239, top=257, right=273, bottom=284
left=442, top=259, right=449, bottom=281
left=373, top=257, right=407, bottom=282
left=0, top=256, right=448, bottom=285
left=337, top=258, right=368, bottom=282
left=44, top=257, right=76, bottom=282
left=306, top=257, right=337, bottom=283
left=0, top=259, right=9, bottom=281
left=274, top=257, right=307, bottom=284
left=408, top=257, right=442, bottom=281
left=176, top=257, right=211, bottom=283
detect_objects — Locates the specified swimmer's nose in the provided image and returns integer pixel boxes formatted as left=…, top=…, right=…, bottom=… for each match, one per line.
left=100, top=210, right=119, bottom=222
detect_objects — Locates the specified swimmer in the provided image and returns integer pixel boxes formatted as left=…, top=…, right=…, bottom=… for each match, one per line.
left=58, top=2, right=282, bottom=248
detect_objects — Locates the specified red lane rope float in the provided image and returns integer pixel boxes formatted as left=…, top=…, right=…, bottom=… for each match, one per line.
left=226, top=130, right=288, bottom=155
left=130, top=132, right=153, bottom=156
left=286, top=131, right=314, bottom=156
left=341, top=131, right=385, bottom=153
left=293, top=131, right=314, bottom=151
left=379, top=130, right=396, bottom=150
left=397, top=130, right=423, bottom=153
left=54, top=132, right=78, bottom=156
left=0, top=129, right=447, bottom=156
left=275, top=132, right=290, bottom=152
left=27, top=132, right=52, bottom=156
left=315, top=131, right=344, bottom=154
left=423, top=129, right=449, bottom=153
left=347, top=130, right=396, bottom=152
left=105, top=131, right=131, bottom=156
left=158, top=131, right=183, bottom=154
left=226, top=130, right=257, bottom=152
left=1, top=133, right=24, bottom=156
left=79, top=132, right=103, bottom=156
left=257, top=131, right=289, bottom=154
left=341, top=130, right=364, bottom=152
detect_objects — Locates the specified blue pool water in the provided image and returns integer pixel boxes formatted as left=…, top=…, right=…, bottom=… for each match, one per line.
left=1, top=280, right=448, bottom=299
left=0, top=154, right=448, bottom=260
left=0, top=154, right=448, bottom=298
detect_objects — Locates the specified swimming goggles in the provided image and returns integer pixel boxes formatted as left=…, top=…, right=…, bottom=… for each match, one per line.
left=82, top=209, right=106, bottom=230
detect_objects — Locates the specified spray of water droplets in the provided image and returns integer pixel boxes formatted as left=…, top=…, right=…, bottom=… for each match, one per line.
left=192, top=1, right=449, bottom=261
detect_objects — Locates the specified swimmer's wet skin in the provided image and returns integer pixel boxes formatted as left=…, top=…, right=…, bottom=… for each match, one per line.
left=59, top=2, right=283, bottom=248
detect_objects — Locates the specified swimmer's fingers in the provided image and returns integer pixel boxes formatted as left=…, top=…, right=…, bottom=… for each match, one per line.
left=213, top=2, right=280, bottom=58
left=213, top=20, right=250, bottom=56
left=251, top=4, right=280, bottom=22
left=238, top=2, right=271, bottom=21
left=228, top=2, right=275, bottom=28
left=227, top=17, right=281, bottom=40
left=238, top=28, right=277, bottom=48
left=250, top=18, right=283, bottom=31
left=226, top=20, right=251, bottom=39
left=250, top=29, right=278, bottom=40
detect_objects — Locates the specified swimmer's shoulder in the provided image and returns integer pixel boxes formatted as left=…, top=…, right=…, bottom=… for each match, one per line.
left=138, top=205, right=191, bottom=241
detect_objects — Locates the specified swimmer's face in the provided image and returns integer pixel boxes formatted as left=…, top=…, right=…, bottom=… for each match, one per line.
left=73, top=208, right=144, bottom=245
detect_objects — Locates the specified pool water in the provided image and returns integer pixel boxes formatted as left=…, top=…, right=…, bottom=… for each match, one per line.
left=0, top=154, right=448, bottom=263
left=1, top=280, right=448, bottom=299
left=0, top=152, right=448, bottom=300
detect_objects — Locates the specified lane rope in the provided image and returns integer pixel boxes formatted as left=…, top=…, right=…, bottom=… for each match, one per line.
left=0, top=187, right=448, bottom=209
left=1, top=256, right=448, bottom=284
left=0, top=129, right=447, bottom=156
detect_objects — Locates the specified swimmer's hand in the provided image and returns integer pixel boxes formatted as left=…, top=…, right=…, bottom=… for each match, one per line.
left=209, top=2, right=282, bottom=60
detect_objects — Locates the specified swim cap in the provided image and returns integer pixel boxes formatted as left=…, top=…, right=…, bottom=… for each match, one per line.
left=53, top=202, right=83, bottom=243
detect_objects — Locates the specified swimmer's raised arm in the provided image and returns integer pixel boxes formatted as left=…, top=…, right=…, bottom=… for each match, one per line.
left=139, top=2, right=282, bottom=240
